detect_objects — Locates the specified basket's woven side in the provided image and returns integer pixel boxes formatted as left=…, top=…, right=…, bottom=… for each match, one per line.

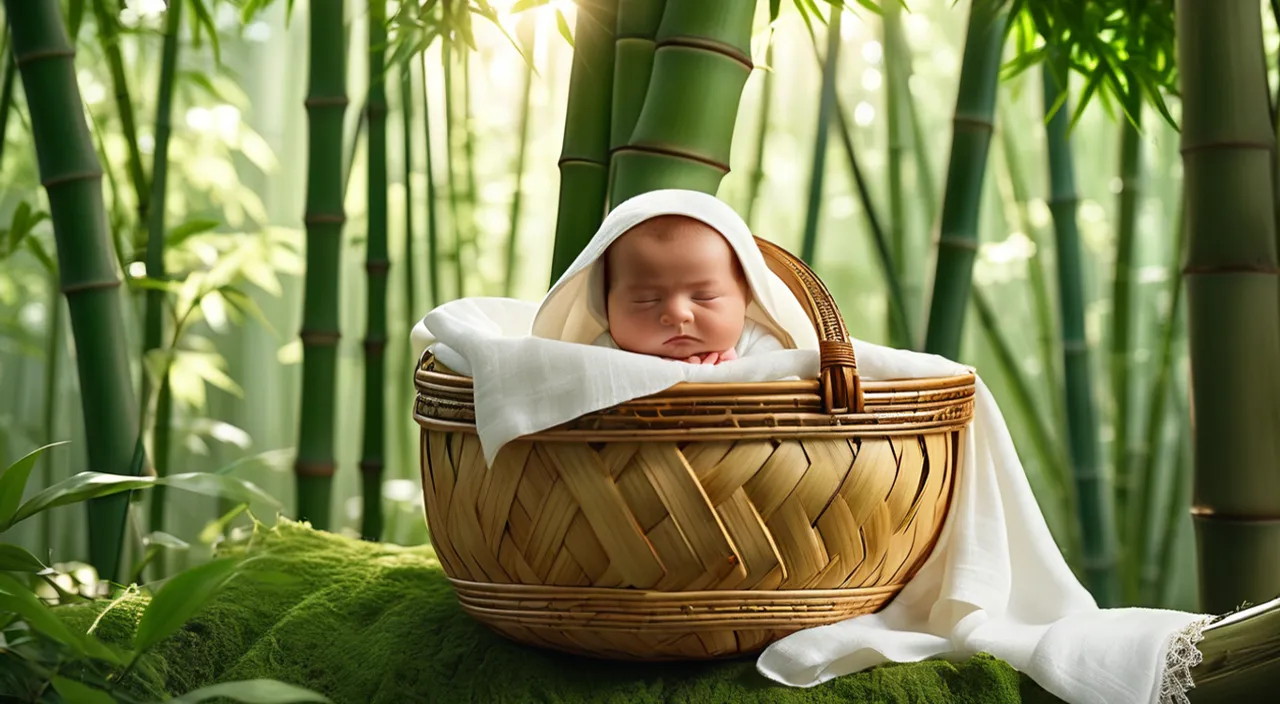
left=422, top=430, right=958, bottom=596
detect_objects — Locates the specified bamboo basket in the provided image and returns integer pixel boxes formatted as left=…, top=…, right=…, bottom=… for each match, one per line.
left=413, top=238, right=975, bottom=661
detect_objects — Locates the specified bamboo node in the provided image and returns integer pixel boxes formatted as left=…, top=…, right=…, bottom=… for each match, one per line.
left=610, top=144, right=730, bottom=175
left=294, top=460, right=336, bottom=477
left=61, top=278, right=122, bottom=295
left=299, top=329, right=342, bottom=345
left=41, top=169, right=105, bottom=189
left=655, top=36, right=753, bottom=71
left=15, top=48, right=76, bottom=66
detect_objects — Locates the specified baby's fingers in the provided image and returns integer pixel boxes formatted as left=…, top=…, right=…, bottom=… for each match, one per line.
left=702, top=352, right=720, bottom=365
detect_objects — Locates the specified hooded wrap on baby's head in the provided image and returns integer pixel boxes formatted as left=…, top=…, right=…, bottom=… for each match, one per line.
left=530, top=189, right=819, bottom=352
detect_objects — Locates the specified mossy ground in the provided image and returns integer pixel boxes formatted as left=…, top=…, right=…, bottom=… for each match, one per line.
left=57, top=520, right=1061, bottom=703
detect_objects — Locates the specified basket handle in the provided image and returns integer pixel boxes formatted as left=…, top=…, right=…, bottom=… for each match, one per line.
left=754, top=236, right=864, bottom=414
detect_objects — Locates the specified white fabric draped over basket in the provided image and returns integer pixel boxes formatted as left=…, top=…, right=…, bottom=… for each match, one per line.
left=409, top=190, right=1210, bottom=704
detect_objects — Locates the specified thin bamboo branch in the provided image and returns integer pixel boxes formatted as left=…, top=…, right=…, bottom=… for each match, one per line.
left=799, top=6, right=842, bottom=265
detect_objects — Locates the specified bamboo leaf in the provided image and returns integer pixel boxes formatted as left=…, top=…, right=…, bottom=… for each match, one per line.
left=23, top=236, right=57, bottom=275
left=68, top=0, right=86, bottom=38
left=167, top=679, right=333, bottom=704
left=554, top=8, right=573, bottom=48
left=188, top=0, right=222, bottom=64
left=0, top=442, right=68, bottom=528
left=511, top=0, right=550, bottom=11
left=199, top=502, right=248, bottom=544
left=770, top=0, right=781, bottom=22
left=157, top=472, right=281, bottom=510
left=7, top=473, right=156, bottom=529
left=144, top=531, right=190, bottom=551
left=51, top=676, right=116, bottom=704
left=219, top=286, right=277, bottom=336
left=166, top=218, right=222, bottom=247
left=180, top=70, right=229, bottom=102
left=0, top=543, right=47, bottom=572
left=134, top=556, right=239, bottom=653
left=0, top=574, right=88, bottom=655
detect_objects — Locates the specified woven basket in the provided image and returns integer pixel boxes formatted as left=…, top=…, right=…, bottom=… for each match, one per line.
left=413, top=237, right=975, bottom=661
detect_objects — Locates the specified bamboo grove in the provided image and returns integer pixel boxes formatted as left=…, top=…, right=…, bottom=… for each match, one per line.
left=1, top=0, right=1278, bottom=622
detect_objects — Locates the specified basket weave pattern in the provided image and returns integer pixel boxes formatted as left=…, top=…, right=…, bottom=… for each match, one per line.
left=414, top=237, right=975, bottom=660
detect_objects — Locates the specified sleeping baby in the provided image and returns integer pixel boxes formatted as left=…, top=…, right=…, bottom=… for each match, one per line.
left=529, top=188, right=818, bottom=360
left=594, top=214, right=784, bottom=364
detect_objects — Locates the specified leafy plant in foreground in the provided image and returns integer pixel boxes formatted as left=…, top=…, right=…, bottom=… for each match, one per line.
left=0, top=443, right=331, bottom=703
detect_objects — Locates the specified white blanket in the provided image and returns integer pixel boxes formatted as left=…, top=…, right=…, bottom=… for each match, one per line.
left=409, top=189, right=1210, bottom=704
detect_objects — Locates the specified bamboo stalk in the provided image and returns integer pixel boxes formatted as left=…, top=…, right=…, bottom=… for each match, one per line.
left=548, top=0, right=618, bottom=283
left=921, top=0, right=1008, bottom=360
left=361, top=0, right=390, bottom=542
left=1136, top=202, right=1186, bottom=604
left=1042, top=60, right=1120, bottom=606
left=91, top=0, right=149, bottom=224
left=606, top=0, right=667, bottom=207
left=971, top=285, right=1073, bottom=546
left=882, top=0, right=912, bottom=349
left=833, top=100, right=911, bottom=345
left=0, top=36, right=15, bottom=169
left=608, top=0, right=756, bottom=204
left=295, top=0, right=349, bottom=529
left=6, top=0, right=143, bottom=581
left=742, top=42, right=773, bottom=229
left=142, top=0, right=183, bottom=573
left=798, top=6, right=841, bottom=265
left=442, top=33, right=465, bottom=296
left=1112, top=87, right=1144, bottom=601
left=40, top=281, right=61, bottom=557
left=503, top=16, right=536, bottom=298
left=402, top=60, right=416, bottom=319
left=996, top=104, right=1067, bottom=440
left=419, top=50, right=441, bottom=306
left=1176, top=0, right=1280, bottom=613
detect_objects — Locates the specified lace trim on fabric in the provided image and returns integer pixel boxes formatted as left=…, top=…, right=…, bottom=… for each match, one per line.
left=1159, top=616, right=1213, bottom=704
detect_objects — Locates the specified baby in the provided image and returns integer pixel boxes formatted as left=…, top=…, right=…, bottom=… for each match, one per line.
left=595, top=214, right=782, bottom=364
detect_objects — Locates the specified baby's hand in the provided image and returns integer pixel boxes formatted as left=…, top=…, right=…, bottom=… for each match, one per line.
left=681, top=350, right=736, bottom=365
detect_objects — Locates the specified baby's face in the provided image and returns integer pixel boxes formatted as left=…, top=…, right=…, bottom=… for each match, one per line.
left=604, top=216, right=748, bottom=359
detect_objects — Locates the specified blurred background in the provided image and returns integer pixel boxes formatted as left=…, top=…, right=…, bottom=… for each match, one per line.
left=0, top=0, right=1221, bottom=612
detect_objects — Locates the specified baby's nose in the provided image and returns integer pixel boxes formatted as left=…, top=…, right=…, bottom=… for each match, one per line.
left=660, top=301, right=694, bottom=326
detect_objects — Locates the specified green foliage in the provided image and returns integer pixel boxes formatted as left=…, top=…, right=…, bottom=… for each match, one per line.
left=1004, top=0, right=1178, bottom=127
left=0, top=444, right=328, bottom=703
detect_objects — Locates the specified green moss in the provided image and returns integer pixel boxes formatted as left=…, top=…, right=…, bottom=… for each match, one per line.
left=54, top=520, right=1060, bottom=703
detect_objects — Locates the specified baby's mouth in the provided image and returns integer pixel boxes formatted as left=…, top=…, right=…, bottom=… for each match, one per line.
left=665, top=334, right=699, bottom=345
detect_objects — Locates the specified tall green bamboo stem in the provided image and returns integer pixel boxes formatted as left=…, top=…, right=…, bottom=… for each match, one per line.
left=608, top=0, right=756, bottom=205
left=419, top=51, right=441, bottom=306
left=997, top=105, right=1067, bottom=440
left=833, top=100, right=911, bottom=344
left=742, top=42, right=773, bottom=228
left=798, top=6, right=842, bottom=265
left=1111, top=87, right=1145, bottom=601
left=503, top=16, right=536, bottom=297
left=548, top=0, right=618, bottom=283
left=1176, top=0, right=1280, bottom=613
left=442, top=35, right=465, bottom=295
left=142, top=0, right=182, bottom=556
left=40, top=284, right=61, bottom=556
left=1042, top=61, right=1119, bottom=606
left=402, top=61, right=416, bottom=326
left=882, top=0, right=915, bottom=349
left=921, top=0, right=1007, bottom=360
left=461, top=55, right=480, bottom=292
left=6, top=0, right=142, bottom=581
left=0, top=39, right=15, bottom=168
left=91, top=0, right=148, bottom=223
left=360, top=0, right=389, bottom=541
left=1136, top=201, right=1186, bottom=604
left=295, top=0, right=348, bottom=529
left=606, top=0, right=666, bottom=206
left=972, top=286, right=1072, bottom=542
